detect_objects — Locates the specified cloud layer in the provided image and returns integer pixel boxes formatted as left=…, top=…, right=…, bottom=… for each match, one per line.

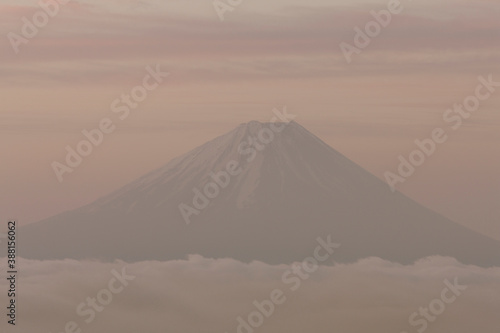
left=2, top=256, right=499, bottom=333
left=2, top=0, right=500, bottom=83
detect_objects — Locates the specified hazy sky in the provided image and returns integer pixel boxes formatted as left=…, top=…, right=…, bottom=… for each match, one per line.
left=1, top=0, right=499, bottom=240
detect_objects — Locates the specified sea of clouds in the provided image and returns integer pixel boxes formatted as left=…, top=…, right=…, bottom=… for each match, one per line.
left=2, top=255, right=499, bottom=333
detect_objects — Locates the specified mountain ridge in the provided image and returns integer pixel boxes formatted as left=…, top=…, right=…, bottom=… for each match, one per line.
left=17, top=120, right=500, bottom=267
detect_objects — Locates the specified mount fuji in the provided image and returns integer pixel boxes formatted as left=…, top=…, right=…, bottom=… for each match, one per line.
left=18, top=121, right=500, bottom=266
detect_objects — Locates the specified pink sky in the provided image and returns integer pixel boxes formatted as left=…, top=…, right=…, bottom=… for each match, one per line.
left=0, top=0, right=499, bottom=239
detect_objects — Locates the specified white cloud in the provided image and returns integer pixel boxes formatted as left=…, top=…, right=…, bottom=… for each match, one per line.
left=3, top=255, right=499, bottom=333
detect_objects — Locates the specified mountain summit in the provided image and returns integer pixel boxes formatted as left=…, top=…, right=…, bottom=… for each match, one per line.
left=19, top=121, right=500, bottom=266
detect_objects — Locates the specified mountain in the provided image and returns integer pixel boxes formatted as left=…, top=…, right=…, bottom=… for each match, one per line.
left=18, top=121, right=500, bottom=266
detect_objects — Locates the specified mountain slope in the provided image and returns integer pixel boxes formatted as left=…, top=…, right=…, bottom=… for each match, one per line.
left=18, top=121, right=500, bottom=266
